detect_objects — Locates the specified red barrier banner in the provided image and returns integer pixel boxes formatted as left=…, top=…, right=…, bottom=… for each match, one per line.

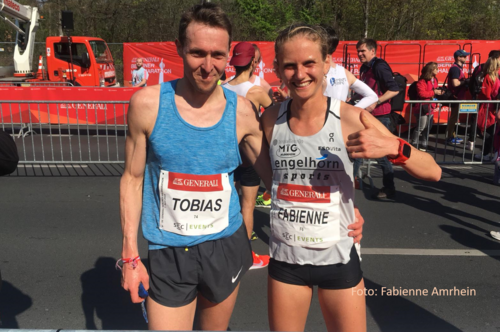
left=124, top=40, right=500, bottom=88
left=0, top=87, right=137, bottom=125
left=123, top=41, right=280, bottom=86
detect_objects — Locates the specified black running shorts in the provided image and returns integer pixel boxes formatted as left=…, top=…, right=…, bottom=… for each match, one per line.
left=148, top=222, right=253, bottom=307
left=268, top=245, right=363, bottom=289
left=234, top=165, right=260, bottom=187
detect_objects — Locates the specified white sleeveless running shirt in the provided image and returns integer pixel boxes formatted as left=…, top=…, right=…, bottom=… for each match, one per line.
left=253, top=76, right=261, bottom=86
left=324, top=64, right=350, bottom=102
left=269, top=98, right=355, bottom=265
left=222, top=81, right=254, bottom=98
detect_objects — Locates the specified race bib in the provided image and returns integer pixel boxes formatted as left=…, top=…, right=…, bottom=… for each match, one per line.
left=158, top=170, right=231, bottom=236
left=271, top=181, right=340, bottom=249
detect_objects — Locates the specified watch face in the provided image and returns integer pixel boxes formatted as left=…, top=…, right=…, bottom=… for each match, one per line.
left=402, top=143, right=412, bottom=158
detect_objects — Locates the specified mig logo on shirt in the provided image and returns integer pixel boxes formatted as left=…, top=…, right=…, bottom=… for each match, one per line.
left=277, top=183, right=330, bottom=203
left=168, top=172, right=223, bottom=192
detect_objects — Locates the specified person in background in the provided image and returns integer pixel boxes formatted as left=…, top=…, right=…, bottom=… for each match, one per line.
left=411, top=62, right=444, bottom=151
left=223, top=41, right=273, bottom=268
left=475, top=56, right=500, bottom=161
left=130, top=58, right=148, bottom=87
left=445, top=50, right=470, bottom=145
left=356, top=38, right=400, bottom=199
left=322, top=25, right=378, bottom=110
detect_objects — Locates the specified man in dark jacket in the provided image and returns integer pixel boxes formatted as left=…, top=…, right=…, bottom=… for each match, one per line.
left=356, top=38, right=400, bottom=199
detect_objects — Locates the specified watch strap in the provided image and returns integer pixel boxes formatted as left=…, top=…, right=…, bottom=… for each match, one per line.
left=387, top=138, right=411, bottom=166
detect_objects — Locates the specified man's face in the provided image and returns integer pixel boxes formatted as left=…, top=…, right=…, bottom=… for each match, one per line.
left=136, top=58, right=143, bottom=68
left=456, top=55, right=467, bottom=65
left=357, top=43, right=376, bottom=64
left=176, top=22, right=229, bottom=95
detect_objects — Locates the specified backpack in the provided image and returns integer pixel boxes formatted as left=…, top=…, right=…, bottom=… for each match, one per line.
left=469, top=64, right=484, bottom=99
left=407, top=81, right=419, bottom=100
left=391, top=73, right=408, bottom=111
left=371, top=59, right=407, bottom=111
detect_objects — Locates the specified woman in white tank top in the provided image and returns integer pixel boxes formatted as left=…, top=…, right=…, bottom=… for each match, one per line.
left=261, top=24, right=441, bottom=332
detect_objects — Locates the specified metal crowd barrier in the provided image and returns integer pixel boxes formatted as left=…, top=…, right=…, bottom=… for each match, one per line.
left=397, top=100, right=498, bottom=164
left=0, top=99, right=498, bottom=166
left=0, top=100, right=128, bottom=164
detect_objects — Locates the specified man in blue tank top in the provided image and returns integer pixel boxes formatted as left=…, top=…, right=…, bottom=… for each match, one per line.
left=119, top=3, right=276, bottom=331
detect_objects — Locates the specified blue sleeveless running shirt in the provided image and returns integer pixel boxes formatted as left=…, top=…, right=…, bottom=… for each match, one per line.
left=142, top=80, right=242, bottom=249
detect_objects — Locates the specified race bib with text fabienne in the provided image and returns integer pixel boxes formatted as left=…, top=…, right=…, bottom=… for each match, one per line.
left=271, top=182, right=340, bottom=249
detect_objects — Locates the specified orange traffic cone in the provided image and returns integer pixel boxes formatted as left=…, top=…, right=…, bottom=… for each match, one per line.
left=36, top=55, right=44, bottom=79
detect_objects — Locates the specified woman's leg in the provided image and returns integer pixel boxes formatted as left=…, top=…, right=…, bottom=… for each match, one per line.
left=268, top=276, right=313, bottom=332
left=317, top=278, right=367, bottom=332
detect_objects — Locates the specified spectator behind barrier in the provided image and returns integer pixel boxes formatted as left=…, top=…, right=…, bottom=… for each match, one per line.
left=355, top=38, right=400, bottom=199
left=445, top=49, right=470, bottom=145
left=410, top=62, right=444, bottom=151
left=130, top=58, right=148, bottom=87
left=475, top=56, right=500, bottom=162
left=467, top=50, right=500, bottom=147
left=0, top=129, right=18, bottom=176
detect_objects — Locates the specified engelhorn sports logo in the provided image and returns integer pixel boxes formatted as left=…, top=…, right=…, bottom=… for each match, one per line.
left=277, top=183, right=330, bottom=203
left=168, top=172, right=223, bottom=192
left=316, top=154, right=328, bottom=160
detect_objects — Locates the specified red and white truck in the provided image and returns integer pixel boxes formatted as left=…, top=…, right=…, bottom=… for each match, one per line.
left=0, top=0, right=118, bottom=86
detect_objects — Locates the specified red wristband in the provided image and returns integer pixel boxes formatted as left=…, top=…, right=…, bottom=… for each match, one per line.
left=115, top=256, right=141, bottom=270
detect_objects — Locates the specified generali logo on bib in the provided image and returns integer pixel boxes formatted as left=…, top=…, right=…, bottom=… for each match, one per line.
left=277, top=183, right=330, bottom=203
left=168, top=172, right=223, bottom=192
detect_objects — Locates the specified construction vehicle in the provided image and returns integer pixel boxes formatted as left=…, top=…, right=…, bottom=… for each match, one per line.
left=0, top=0, right=118, bottom=86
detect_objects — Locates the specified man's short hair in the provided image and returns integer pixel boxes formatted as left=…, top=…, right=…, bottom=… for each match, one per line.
left=356, top=38, right=377, bottom=52
left=320, top=24, right=339, bottom=54
left=178, top=2, right=232, bottom=48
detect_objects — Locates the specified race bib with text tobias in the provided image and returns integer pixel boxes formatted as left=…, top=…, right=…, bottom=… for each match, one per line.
left=159, top=170, right=231, bottom=236
left=271, top=182, right=340, bottom=249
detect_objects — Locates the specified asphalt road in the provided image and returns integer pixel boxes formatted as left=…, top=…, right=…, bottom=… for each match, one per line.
left=0, top=164, right=499, bottom=331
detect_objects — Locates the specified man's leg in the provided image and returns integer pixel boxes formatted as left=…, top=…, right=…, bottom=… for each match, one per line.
left=196, top=284, right=240, bottom=331
left=374, top=116, right=395, bottom=198
left=446, top=103, right=460, bottom=140
left=147, top=297, right=197, bottom=330
left=240, top=184, right=260, bottom=238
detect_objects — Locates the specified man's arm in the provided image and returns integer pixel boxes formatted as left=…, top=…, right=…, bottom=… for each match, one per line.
left=120, top=87, right=158, bottom=303
left=449, top=67, right=462, bottom=88
left=364, top=61, right=400, bottom=111
left=346, top=69, right=378, bottom=110
left=247, top=85, right=273, bottom=110
left=341, top=104, right=441, bottom=181
left=236, top=96, right=273, bottom=191
left=259, top=77, right=274, bottom=99
left=137, top=78, right=147, bottom=87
